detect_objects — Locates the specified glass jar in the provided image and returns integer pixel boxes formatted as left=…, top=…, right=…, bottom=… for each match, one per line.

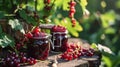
left=27, top=35, right=50, bottom=60
left=51, top=31, right=68, bottom=52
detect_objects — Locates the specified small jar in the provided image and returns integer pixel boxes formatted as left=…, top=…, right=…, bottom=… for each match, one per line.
left=51, top=25, right=68, bottom=52
left=27, top=34, right=50, bottom=60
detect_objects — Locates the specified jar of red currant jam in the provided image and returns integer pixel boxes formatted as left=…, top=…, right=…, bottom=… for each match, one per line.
left=51, top=25, right=68, bottom=52
left=27, top=32, right=50, bottom=60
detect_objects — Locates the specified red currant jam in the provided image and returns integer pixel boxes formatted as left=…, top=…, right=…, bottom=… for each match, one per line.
left=51, top=25, right=68, bottom=52
left=27, top=34, right=50, bottom=60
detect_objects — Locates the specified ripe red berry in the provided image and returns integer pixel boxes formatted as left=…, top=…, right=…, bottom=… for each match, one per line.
left=34, top=32, right=40, bottom=37
left=60, top=43, right=95, bottom=60
left=69, top=12, right=74, bottom=18
left=33, top=59, right=37, bottom=64
left=32, top=27, right=40, bottom=34
left=73, top=54, right=78, bottom=59
left=25, top=32, right=33, bottom=39
left=29, top=60, right=34, bottom=65
left=66, top=49, right=73, bottom=52
left=47, top=0, right=50, bottom=4
left=70, top=8, right=76, bottom=13
left=69, top=0, right=76, bottom=6
left=21, top=57, right=27, bottom=63
left=71, top=18, right=76, bottom=24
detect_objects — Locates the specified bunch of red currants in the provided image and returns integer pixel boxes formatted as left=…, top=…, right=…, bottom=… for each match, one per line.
left=1, top=52, right=37, bottom=67
left=60, top=43, right=95, bottom=61
left=68, top=0, right=76, bottom=27
left=25, top=27, right=47, bottom=39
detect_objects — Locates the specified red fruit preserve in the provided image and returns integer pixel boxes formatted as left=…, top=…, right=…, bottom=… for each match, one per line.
left=27, top=32, right=50, bottom=60
left=51, top=25, right=68, bottom=52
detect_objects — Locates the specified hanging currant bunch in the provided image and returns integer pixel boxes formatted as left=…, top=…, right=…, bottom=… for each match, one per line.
left=68, top=0, right=76, bottom=27
left=43, top=0, right=52, bottom=23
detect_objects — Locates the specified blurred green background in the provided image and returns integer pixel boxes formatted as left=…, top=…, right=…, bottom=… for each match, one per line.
left=0, top=0, right=120, bottom=67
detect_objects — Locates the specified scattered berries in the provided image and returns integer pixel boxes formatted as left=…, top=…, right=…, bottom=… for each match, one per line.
left=51, top=25, right=66, bottom=32
left=1, top=52, right=37, bottom=67
left=60, top=43, right=95, bottom=61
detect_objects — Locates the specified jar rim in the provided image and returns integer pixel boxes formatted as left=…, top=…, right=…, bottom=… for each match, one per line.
left=33, top=34, right=51, bottom=39
left=52, top=30, right=68, bottom=34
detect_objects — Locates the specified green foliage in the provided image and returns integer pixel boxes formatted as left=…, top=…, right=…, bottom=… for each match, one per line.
left=100, top=10, right=116, bottom=28
left=104, top=27, right=116, bottom=34
left=18, top=10, right=37, bottom=26
left=79, top=0, right=88, bottom=12
left=91, top=43, right=98, bottom=50
left=62, top=0, right=70, bottom=11
left=80, top=9, right=120, bottom=67
left=0, top=25, right=2, bottom=33
left=0, top=33, right=15, bottom=48
left=102, top=55, right=112, bottom=67
left=8, top=19, right=25, bottom=34
left=115, top=0, right=120, bottom=8
left=0, top=11, right=4, bottom=19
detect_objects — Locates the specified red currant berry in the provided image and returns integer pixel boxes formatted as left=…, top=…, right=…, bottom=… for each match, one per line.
left=32, top=27, right=40, bottom=34
left=47, top=0, right=50, bottom=4
left=69, top=1, right=76, bottom=6
left=69, top=12, right=74, bottom=18
left=70, top=8, right=76, bottom=13
left=73, top=54, right=78, bottom=59
left=25, top=32, right=33, bottom=39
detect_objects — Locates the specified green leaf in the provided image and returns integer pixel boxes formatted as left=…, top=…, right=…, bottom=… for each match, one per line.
left=55, top=0, right=63, bottom=8
left=62, top=0, right=70, bottom=11
left=73, top=21, right=83, bottom=32
left=105, top=27, right=116, bottom=34
left=0, top=33, right=15, bottom=48
left=102, top=55, right=112, bottom=67
left=8, top=19, right=25, bottom=34
left=26, top=16, right=37, bottom=26
left=91, top=43, right=98, bottom=50
left=19, top=10, right=28, bottom=22
left=37, top=0, right=44, bottom=10
left=19, top=10, right=37, bottom=26
left=116, top=0, right=120, bottom=8
left=79, top=0, right=88, bottom=12
left=100, top=10, right=116, bottom=28
left=54, top=18, right=62, bottom=25
left=0, top=25, right=2, bottom=33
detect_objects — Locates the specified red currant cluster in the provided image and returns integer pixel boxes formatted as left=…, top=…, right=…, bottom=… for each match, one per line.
left=25, top=27, right=47, bottom=39
left=1, top=52, right=37, bottom=67
left=68, top=0, right=76, bottom=27
left=43, top=0, right=52, bottom=23
left=51, top=25, right=66, bottom=32
left=60, top=43, right=95, bottom=61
